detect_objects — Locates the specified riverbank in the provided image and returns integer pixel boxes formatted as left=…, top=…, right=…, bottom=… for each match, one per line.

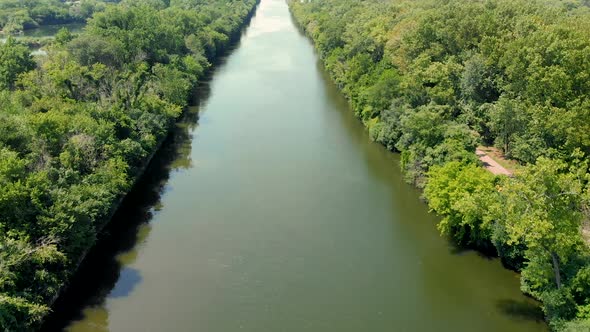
left=288, top=0, right=590, bottom=330
left=0, top=1, right=260, bottom=330
left=43, top=0, right=259, bottom=325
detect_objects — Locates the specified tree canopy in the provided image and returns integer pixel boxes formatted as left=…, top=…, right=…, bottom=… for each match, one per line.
left=0, top=0, right=112, bottom=33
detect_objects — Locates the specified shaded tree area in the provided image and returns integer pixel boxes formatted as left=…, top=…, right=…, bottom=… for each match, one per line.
left=0, top=0, right=258, bottom=330
left=289, top=0, right=590, bottom=330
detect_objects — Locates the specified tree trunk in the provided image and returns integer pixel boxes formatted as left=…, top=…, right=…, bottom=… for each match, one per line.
left=551, top=251, right=561, bottom=289
left=503, top=129, right=509, bottom=156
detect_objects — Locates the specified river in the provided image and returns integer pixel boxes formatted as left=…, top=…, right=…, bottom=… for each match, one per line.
left=42, top=0, right=547, bottom=331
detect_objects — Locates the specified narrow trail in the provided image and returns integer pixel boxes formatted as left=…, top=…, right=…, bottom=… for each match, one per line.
left=476, top=149, right=512, bottom=176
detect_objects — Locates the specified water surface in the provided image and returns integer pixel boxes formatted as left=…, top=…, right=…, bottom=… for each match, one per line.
left=1, top=23, right=84, bottom=56
left=1, top=23, right=84, bottom=41
left=44, top=1, right=546, bottom=331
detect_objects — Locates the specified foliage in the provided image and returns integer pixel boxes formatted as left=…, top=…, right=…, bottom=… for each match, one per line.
left=493, top=158, right=585, bottom=292
left=425, top=161, right=496, bottom=247
left=0, top=38, right=36, bottom=90
left=0, top=0, right=112, bottom=33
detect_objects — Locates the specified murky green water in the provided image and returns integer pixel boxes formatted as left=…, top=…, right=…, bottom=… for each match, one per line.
left=1, top=23, right=84, bottom=55
left=1, top=23, right=84, bottom=41
left=42, top=1, right=547, bottom=331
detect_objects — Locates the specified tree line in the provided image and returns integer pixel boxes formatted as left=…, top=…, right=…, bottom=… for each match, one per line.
left=0, top=0, right=257, bottom=330
left=288, top=0, right=590, bottom=330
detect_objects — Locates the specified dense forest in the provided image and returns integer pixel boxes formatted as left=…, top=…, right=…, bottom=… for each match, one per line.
left=0, top=0, right=114, bottom=33
left=289, top=0, right=590, bottom=330
left=0, top=0, right=257, bottom=330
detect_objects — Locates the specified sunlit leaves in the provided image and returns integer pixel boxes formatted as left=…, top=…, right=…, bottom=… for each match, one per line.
left=425, top=161, right=496, bottom=245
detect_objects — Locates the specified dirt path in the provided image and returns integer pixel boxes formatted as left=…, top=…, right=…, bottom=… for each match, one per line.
left=476, top=149, right=513, bottom=176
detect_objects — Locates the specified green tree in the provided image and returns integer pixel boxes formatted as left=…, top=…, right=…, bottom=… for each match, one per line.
left=493, top=158, right=585, bottom=291
left=425, top=161, right=496, bottom=245
left=0, top=38, right=35, bottom=90
left=54, top=27, right=74, bottom=45
left=488, top=97, right=526, bottom=158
